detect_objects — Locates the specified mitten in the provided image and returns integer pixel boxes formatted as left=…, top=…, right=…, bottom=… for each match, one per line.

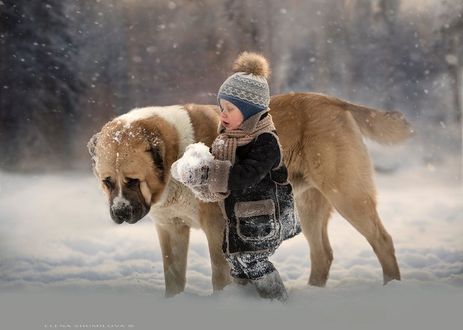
left=171, top=142, right=214, bottom=186
left=185, top=164, right=210, bottom=186
left=207, top=159, right=232, bottom=193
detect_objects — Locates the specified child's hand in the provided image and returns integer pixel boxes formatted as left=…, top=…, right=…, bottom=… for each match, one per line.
left=171, top=142, right=214, bottom=187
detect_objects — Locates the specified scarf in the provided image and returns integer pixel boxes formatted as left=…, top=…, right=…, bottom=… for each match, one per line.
left=211, top=111, right=276, bottom=164
left=191, top=110, right=279, bottom=203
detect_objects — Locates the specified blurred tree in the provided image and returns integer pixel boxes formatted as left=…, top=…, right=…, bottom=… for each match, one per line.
left=68, top=0, right=131, bottom=163
left=0, top=0, right=82, bottom=170
left=439, top=0, right=463, bottom=121
left=223, top=0, right=281, bottom=89
left=115, top=0, right=233, bottom=107
left=343, top=0, right=400, bottom=109
left=0, top=0, right=460, bottom=171
left=224, top=0, right=261, bottom=51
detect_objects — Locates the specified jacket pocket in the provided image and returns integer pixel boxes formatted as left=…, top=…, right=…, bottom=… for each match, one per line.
left=234, top=199, right=279, bottom=242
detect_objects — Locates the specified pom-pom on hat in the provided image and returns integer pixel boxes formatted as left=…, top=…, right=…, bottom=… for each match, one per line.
left=218, top=52, right=271, bottom=120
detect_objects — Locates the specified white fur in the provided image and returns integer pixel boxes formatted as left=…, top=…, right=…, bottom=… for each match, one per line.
left=150, top=179, right=200, bottom=229
left=112, top=188, right=130, bottom=211
left=117, top=105, right=195, bottom=156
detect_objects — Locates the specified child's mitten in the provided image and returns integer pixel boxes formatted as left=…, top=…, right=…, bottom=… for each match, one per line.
left=171, top=142, right=214, bottom=186
left=185, top=165, right=209, bottom=186
left=206, top=159, right=232, bottom=193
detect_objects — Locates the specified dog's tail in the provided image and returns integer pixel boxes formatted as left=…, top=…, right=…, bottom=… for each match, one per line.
left=342, top=101, right=414, bottom=145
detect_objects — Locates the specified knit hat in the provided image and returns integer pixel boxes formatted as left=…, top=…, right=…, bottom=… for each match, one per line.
left=218, top=52, right=271, bottom=120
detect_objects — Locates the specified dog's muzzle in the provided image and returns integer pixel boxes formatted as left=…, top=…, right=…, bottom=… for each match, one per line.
left=110, top=199, right=149, bottom=224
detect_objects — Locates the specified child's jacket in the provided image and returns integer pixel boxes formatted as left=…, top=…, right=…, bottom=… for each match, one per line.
left=209, top=111, right=301, bottom=255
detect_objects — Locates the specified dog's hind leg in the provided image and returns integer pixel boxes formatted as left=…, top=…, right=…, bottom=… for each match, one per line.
left=296, top=188, right=334, bottom=287
left=326, top=190, right=401, bottom=284
left=155, top=220, right=190, bottom=297
left=200, top=204, right=232, bottom=292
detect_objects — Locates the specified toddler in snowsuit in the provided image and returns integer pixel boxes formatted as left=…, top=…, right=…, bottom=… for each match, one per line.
left=172, top=52, right=301, bottom=302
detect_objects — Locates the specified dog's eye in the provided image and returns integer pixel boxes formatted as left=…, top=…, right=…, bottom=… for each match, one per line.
left=102, top=177, right=115, bottom=191
left=126, top=178, right=140, bottom=189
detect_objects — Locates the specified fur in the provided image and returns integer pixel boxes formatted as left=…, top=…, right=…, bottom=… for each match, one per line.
left=232, top=51, right=270, bottom=78
left=118, top=105, right=195, bottom=155
left=89, top=93, right=412, bottom=296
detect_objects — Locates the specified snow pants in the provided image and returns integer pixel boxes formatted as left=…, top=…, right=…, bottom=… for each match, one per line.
left=224, top=249, right=276, bottom=280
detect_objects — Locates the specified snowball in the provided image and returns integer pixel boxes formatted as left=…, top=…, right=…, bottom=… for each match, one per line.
left=171, top=142, right=214, bottom=184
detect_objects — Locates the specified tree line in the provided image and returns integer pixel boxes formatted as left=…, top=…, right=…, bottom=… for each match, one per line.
left=0, top=0, right=461, bottom=171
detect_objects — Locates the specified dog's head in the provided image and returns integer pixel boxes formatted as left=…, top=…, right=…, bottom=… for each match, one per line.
left=88, top=118, right=179, bottom=224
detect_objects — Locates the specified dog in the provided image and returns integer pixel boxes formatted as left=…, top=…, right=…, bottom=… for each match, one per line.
left=88, top=92, right=413, bottom=296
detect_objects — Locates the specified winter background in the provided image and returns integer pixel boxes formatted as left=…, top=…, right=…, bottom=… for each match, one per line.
left=0, top=0, right=462, bottom=329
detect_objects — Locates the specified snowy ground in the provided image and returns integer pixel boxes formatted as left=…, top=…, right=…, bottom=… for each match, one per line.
left=0, top=138, right=462, bottom=329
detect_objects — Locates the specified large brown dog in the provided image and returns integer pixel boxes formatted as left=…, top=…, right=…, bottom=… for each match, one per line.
left=88, top=93, right=413, bottom=296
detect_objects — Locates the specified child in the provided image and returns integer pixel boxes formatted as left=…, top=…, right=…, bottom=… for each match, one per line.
left=172, top=52, right=301, bottom=302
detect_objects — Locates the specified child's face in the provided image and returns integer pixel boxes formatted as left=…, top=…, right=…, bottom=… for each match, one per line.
left=219, top=99, right=244, bottom=130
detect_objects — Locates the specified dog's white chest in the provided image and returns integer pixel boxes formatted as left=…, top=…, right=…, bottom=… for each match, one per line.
left=149, top=178, right=201, bottom=228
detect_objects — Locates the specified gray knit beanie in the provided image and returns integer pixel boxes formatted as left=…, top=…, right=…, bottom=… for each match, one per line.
left=218, top=52, right=271, bottom=120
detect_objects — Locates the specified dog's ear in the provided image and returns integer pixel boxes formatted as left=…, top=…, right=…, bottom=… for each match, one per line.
left=148, top=142, right=165, bottom=183
left=87, top=132, right=101, bottom=172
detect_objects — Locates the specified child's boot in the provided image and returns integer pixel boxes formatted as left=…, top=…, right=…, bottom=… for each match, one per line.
left=254, top=270, right=288, bottom=302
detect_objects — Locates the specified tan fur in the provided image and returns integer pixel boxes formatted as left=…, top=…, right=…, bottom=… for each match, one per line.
left=184, top=103, right=221, bottom=144
left=93, top=116, right=179, bottom=206
left=232, top=51, right=271, bottom=78
left=271, top=92, right=405, bottom=285
left=90, top=93, right=410, bottom=296
left=303, top=93, right=414, bottom=145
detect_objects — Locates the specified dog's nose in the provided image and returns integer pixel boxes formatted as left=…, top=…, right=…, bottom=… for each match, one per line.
left=111, top=206, right=132, bottom=223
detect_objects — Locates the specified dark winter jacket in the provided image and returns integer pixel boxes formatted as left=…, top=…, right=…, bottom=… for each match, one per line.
left=214, top=113, right=301, bottom=255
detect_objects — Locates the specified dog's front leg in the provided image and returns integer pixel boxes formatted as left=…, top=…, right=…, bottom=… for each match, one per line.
left=200, top=204, right=231, bottom=292
left=155, top=219, right=190, bottom=297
